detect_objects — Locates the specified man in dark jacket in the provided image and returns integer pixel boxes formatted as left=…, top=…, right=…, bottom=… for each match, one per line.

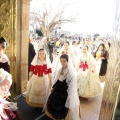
left=47, top=38, right=55, bottom=63
left=28, top=39, right=36, bottom=75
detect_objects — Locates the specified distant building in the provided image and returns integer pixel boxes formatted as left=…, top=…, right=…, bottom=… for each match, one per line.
left=51, top=29, right=71, bottom=38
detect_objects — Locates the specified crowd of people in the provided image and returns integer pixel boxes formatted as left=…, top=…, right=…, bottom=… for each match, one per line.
left=0, top=35, right=110, bottom=119
left=27, top=36, right=110, bottom=119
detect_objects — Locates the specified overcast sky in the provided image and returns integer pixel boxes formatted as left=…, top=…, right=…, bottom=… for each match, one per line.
left=30, top=0, right=116, bottom=36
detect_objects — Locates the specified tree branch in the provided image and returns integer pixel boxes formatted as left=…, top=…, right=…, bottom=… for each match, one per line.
left=29, top=1, right=78, bottom=37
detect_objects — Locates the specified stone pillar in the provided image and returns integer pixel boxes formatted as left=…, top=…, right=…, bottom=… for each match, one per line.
left=16, top=0, right=30, bottom=94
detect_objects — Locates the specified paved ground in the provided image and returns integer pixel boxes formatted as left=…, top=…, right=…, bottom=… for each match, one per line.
left=80, top=82, right=105, bottom=120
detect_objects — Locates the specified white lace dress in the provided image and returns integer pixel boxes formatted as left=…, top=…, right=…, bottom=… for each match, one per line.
left=77, top=55, right=101, bottom=98
left=26, top=60, right=52, bottom=107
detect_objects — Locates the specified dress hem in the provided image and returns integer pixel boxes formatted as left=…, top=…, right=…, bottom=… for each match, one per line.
left=78, top=92, right=101, bottom=98
left=26, top=96, right=44, bottom=107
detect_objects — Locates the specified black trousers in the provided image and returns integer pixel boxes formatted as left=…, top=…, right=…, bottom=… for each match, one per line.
left=49, top=52, right=53, bottom=63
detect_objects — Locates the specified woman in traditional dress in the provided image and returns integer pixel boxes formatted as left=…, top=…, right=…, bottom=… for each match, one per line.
left=0, top=37, right=10, bottom=73
left=94, top=43, right=109, bottom=76
left=0, top=68, right=18, bottom=120
left=77, top=46, right=101, bottom=98
left=45, top=54, right=80, bottom=120
left=26, top=48, right=52, bottom=107
left=61, top=41, right=76, bottom=61
left=28, top=37, right=36, bottom=76
left=53, top=41, right=78, bottom=74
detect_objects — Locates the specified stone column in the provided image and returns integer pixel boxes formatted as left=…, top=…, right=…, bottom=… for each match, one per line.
left=16, top=0, right=30, bottom=94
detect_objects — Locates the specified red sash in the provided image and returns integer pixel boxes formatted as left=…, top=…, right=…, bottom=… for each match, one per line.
left=30, top=64, right=52, bottom=77
left=80, top=62, right=88, bottom=71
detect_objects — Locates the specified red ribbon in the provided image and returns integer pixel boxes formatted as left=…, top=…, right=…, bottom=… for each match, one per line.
left=30, top=65, right=52, bottom=77
left=80, top=62, right=88, bottom=71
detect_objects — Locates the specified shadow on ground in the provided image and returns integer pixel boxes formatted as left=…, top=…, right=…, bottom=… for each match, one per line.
left=16, top=95, right=52, bottom=120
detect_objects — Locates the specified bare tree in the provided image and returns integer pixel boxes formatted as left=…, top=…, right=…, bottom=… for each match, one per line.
left=30, top=2, right=77, bottom=38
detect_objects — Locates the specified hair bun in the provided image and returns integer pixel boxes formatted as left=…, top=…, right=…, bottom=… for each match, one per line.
left=0, top=37, right=7, bottom=48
